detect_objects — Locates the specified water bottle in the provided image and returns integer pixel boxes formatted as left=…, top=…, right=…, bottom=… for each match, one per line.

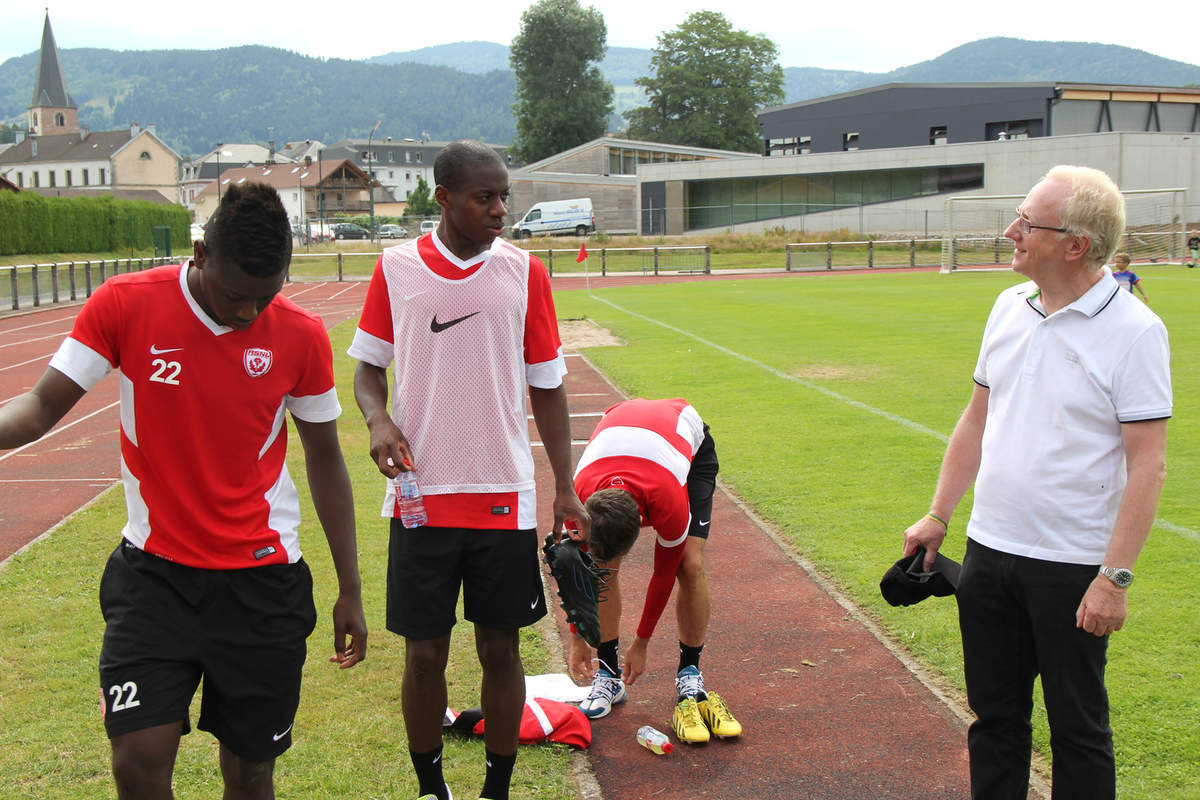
left=636, top=725, right=673, bottom=755
left=394, top=471, right=427, bottom=528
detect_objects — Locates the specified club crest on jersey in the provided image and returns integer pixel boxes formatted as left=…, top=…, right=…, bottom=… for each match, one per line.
left=243, top=348, right=273, bottom=378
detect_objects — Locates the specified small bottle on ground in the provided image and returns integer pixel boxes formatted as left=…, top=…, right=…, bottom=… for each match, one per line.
left=637, top=725, right=673, bottom=754
left=394, top=471, right=427, bottom=528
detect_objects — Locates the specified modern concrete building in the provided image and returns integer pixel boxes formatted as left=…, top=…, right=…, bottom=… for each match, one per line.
left=758, top=82, right=1200, bottom=155
left=508, top=136, right=752, bottom=234
left=634, top=82, right=1200, bottom=237
left=638, top=130, right=1198, bottom=237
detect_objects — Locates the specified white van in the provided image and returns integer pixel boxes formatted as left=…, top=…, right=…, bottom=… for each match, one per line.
left=419, top=219, right=439, bottom=235
left=510, top=198, right=595, bottom=239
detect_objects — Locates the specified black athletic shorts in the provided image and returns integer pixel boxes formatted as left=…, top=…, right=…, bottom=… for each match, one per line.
left=98, top=540, right=317, bottom=762
left=686, top=425, right=719, bottom=539
left=386, top=521, right=547, bottom=639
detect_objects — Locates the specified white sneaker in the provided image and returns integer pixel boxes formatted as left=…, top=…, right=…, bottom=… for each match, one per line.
left=579, top=666, right=627, bottom=719
left=675, top=665, right=707, bottom=701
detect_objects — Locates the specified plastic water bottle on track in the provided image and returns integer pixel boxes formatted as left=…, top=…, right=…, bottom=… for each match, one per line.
left=394, top=471, right=427, bottom=528
left=636, top=725, right=673, bottom=754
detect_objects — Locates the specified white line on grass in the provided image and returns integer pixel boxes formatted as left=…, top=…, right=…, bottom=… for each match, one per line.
left=589, top=294, right=1199, bottom=540
left=589, top=294, right=950, bottom=444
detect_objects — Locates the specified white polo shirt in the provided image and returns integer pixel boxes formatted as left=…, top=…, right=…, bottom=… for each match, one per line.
left=967, top=268, right=1172, bottom=564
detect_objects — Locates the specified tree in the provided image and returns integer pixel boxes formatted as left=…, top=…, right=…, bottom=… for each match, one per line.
left=624, top=11, right=784, bottom=153
left=510, top=0, right=614, bottom=163
left=407, top=176, right=435, bottom=217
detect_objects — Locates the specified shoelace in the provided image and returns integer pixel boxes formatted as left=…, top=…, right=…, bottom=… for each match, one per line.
left=676, top=697, right=704, bottom=727
left=587, top=674, right=622, bottom=703
left=704, top=694, right=733, bottom=721
left=676, top=670, right=705, bottom=698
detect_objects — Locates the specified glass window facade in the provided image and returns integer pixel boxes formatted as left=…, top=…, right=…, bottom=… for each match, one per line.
left=684, top=163, right=983, bottom=230
left=609, top=147, right=702, bottom=175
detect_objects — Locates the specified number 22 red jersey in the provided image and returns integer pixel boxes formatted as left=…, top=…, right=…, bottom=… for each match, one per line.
left=48, top=263, right=341, bottom=569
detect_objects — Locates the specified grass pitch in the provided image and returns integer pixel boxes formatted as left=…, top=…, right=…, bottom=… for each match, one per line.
left=0, top=264, right=1196, bottom=798
left=552, top=264, right=1199, bottom=800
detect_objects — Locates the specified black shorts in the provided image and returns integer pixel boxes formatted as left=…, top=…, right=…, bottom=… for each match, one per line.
left=386, top=521, right=546, bottom=639
left=685, top=426, right=719, bottom=539
left=98, top=540, right=317, bottom=762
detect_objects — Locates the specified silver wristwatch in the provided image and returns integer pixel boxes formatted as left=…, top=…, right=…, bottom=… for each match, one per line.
left=1099, top=565, right=1134, bottom=588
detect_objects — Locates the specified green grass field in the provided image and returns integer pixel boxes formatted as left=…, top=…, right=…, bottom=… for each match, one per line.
left=552, top=265, right=1200, bottom=799
left=0, top=264, right=1196, bottom=798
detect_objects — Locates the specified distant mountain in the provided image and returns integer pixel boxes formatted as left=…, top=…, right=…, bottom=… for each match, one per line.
left=1, top=37, right=1196, bottom=161
left=781, top=38, right=1200, bottom=102
left=0, top=46, right=516, bottom=158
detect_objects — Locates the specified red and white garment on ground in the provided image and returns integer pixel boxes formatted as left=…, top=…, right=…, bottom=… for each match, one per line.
left=446, top=697, right=591, bottom=749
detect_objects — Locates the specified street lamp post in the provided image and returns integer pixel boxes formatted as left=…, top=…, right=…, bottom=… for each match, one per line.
left=367, top=120, right=381, bottom=244
left=216, top=142, right=223, bottom=201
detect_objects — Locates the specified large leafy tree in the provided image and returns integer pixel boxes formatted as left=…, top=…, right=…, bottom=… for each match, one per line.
left=510, top=0, right=614, bottom=163
left=625, top=11, right=784, bottom=153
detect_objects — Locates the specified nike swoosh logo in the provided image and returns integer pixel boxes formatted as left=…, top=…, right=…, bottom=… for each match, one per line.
left=698, top=520, right=710, bottom=527
left=403, top=291, right=428, bottom=301
left=430, top=311, right=481, bottom=333
left=149, top=345, right=183, bottom=355
left=530, top=596, right=540, bottom=609
left=272, top=723, right=293, bottom=741
left=432, top=754, right=442, bottom=764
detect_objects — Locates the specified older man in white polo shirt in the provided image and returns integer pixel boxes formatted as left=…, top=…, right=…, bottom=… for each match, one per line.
left=902, top=165, right=1171, bottom=800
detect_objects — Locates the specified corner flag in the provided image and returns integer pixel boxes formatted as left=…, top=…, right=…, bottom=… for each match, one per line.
left=576, top=243, right=588, bottom=263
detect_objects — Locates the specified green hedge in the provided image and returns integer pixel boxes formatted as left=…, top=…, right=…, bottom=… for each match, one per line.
left=0, top=193, right=189, bottom=256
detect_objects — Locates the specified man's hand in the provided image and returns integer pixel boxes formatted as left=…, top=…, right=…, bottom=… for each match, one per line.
left=568, top=635, right=594, bottom=684
left=1076, top=575, right=1128, bottom=637
left=902, top=515, right=948, bottom=571
left=366, top=414, right=414, bottom=479
left=554, top=487, right=590, bottom=543
left=622, top=637, right=649, bottom=685
left=329, top=590, right=368, bottom=669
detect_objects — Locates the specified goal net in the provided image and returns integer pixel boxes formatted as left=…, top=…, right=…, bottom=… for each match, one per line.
left=941, top=188, right=1188, bottom=273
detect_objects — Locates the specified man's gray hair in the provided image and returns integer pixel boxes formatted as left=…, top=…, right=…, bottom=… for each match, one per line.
left=1043, top=165, right=1126, bottom=269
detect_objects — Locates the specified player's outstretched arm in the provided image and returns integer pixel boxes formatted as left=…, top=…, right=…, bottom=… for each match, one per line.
left=353, top=361, right=413, bottom=477
left=529, top=384, right=590, bottom=539
left=0, top=368, right=87, bottom=450
left=293, top=417, right=367, bottom=669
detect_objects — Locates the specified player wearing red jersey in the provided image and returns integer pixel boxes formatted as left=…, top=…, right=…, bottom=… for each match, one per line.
left=0, top=183, right=366, bottom=800
left=568, top=398, right=742, bottom=744
left=349, top=140, right=588, bottom=800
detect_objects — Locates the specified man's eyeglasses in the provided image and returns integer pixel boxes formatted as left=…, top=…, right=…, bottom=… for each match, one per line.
left=1014, top=209, right=1069, bottom=235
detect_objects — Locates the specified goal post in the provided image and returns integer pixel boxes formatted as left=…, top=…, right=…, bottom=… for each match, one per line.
left=941, top=188, right=1188, bottom=273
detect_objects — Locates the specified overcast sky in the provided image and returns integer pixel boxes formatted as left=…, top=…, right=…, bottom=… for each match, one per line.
left=4, top=1, right=1195, bottom=73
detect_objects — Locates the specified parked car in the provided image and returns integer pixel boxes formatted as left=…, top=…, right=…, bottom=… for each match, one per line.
left=331, top=222, right=370, bottom=240
left=419, top=220, right=439, bottom=235
left=378, top=224, right=408, bottom=239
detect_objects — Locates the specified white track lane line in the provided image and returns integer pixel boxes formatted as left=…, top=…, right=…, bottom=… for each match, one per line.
left=590, top=294, right=1199, bottom=541
left=0, top=330, right=72, bottom=350
left=0, top=353, right=56, bottom=372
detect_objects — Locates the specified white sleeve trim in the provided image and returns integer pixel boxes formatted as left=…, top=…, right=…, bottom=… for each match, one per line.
left=286, top=387, right=342, bottom=423
left=346, top=328, right=393, bottom=368
left=526, top=348, right=567, bottom=389
left=48, top=337, right=112, bottom=391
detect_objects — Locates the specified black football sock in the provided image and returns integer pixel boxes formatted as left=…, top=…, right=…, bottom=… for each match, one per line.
left=409, top=744, right=447, bottom=800
left=679, top=641, right=704, bottom=673
left=481, top=749, right=517, bottom=800
left=597, top=638, right=621, bottom=677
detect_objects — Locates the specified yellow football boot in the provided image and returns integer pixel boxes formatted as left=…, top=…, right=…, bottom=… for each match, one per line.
left=671, top=696, right=710, bottom=744
left=698, top=692, right=742, bottom=739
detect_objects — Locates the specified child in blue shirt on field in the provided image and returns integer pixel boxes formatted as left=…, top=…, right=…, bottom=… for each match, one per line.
left=1111, top=252, right=1148, bottom=303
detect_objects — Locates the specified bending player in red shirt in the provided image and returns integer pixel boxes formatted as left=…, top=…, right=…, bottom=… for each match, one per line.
left=569, top=398, right=742, bottom=744
left=0, top=182, right=367, bottom=799
left=348, top=139, right=588, bottom=800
